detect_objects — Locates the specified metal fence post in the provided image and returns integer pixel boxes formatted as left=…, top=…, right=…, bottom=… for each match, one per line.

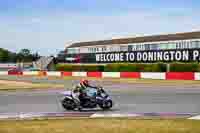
left=167, top=63, right=170, bottom=72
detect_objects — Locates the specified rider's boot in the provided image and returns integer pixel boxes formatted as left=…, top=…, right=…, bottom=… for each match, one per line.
left=78, top=106, right=82, bottom=111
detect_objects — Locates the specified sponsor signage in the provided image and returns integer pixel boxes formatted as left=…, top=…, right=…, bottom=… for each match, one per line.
left=95, top=49, right=200, bottom=63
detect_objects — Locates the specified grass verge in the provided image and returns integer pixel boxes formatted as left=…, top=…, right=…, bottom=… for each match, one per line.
left=0, top=119, right=199, bottom=133
left=0, top=80, right=64, bottom=91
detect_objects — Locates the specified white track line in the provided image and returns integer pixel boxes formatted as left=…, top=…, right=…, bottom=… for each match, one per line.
left=90, top=113, right=141, bottom=118
left=188, top=115, right=200, bottom=120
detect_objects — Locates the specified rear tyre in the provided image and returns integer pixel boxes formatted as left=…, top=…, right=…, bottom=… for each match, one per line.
left=62, top=98, right=76, bottom=110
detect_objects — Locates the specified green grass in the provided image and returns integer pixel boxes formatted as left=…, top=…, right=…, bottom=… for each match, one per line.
left=0, top=81, right=64, bottom=91
left=0, top=119, right=199, bottom=133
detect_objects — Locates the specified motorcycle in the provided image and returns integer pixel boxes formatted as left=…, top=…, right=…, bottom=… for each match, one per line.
left=60, top=87, right=113, bottom=111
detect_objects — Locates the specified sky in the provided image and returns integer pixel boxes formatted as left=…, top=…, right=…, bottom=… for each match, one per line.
left=0, top=0, right=200, bottom=56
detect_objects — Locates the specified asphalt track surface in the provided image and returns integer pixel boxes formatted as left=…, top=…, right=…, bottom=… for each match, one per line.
left=0, top=76, right=200, bottom=115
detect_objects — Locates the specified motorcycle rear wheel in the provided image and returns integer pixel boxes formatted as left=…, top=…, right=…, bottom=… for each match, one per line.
left=62, top=98, right=76, bottom=110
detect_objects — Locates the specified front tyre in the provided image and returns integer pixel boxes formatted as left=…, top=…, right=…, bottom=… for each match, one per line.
left=61, top=98, right=76, bottom=110
left=100, top=100, right=113, bottom=110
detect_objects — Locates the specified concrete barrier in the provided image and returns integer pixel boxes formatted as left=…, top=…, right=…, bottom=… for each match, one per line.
left=0, top=71, right=8, bottom=75
left=195, top=73, right=200, bottom=80
left=87, top=72, right=102, bottom=77
left=102, top=72, right=120, bottom=78
left=72, top=72, right=87, bottom=77
left=141, top=72, right=166, bottom=80
left=46, top=71, right=61, bottom=77
left=166, top=72, right=194, bottom=80
left=61, top=72, right=72, bottom=77
left=120, top=72, right=140, bottom=78
left=23, top=71, right=38, bottom=76
left=0, top=70, right=199, bottom=81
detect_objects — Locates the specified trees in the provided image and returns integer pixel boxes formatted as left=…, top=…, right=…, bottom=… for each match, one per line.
left=17, top=49, right=40, bottom=62
left=0, top=48, right=40, bottom=63
left=0, top=48, right=9, bottom=62
left=17, top=49, right=31, bottom=62
left=32, top=52, right=40, bottom=61
left=19, top=49, right=31, bottom=57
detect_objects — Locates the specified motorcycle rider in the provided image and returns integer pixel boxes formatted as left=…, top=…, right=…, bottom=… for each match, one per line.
left=72, top=79, right=98, bottom=110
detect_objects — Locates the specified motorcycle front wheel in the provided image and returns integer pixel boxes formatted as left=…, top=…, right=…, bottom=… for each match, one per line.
left=100, top=100, right=113, bottom=110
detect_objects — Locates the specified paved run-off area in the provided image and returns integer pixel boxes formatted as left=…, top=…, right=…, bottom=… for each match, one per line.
left=0, top=76, right=200, bottom=118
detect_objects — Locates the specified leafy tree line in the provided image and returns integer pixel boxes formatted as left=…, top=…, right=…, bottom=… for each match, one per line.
left=0, top=48, right=40, bottom=63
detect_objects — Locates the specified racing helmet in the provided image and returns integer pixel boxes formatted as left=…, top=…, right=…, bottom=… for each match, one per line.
left=80, top=79, right=89, bottom=86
